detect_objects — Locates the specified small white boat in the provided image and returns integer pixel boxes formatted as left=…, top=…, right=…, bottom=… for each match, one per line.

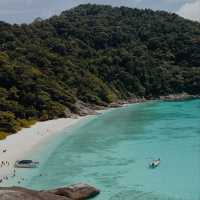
left=15, top=160, right=39, bottom=168
left=149, top=158, right=160, bottom=168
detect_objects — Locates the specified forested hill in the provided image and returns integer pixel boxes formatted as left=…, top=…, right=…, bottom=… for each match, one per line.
left=0, top=4, right=200, bottom=135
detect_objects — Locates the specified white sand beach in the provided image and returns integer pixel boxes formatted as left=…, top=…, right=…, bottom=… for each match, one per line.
left=0, top=116, right=89, bottom=182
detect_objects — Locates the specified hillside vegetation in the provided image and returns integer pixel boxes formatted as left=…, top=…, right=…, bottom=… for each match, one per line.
left=0, top=4, right=200, bottom=135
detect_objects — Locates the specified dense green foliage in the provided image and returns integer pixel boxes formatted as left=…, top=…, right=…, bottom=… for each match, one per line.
left=0, top=131, right=7, bottom=140
left=0, top=4, right=200, bottom=134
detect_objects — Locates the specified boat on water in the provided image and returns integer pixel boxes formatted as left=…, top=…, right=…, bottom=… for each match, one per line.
left=14, top=160, right=39, bottom=168
left=149, top=158, right=160, bottom=168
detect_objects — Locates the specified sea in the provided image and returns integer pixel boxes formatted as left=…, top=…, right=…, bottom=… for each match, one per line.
left=7, top=100, right=200, bottom=200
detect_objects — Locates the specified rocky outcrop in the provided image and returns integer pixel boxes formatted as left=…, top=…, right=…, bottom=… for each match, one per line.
left=75, top=101, right=99, bottom=116
left=64, top=107, right=73, bottom=118
left=0, top=183, right=100, bottom=200
left=0, top=187, right=68, bottom=200
left=47, top=183, right=100, bottom=199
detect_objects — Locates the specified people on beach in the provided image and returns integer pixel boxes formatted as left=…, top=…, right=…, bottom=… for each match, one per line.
left=0, top=160, right=10, bottom=167
left=0, top=166, right=28, bottom=185
left=0, top=160, right=11, bottom=184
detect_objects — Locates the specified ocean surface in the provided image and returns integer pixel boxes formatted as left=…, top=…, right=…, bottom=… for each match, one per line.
left=12, top=100, right=200, bottom=200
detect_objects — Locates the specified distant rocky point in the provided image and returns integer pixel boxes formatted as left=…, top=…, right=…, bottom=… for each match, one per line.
left=0, top=183, right=100, bottom=200
left=159, top=93, right=200, bottom=101
left=108, top=93, right=200, bottom=108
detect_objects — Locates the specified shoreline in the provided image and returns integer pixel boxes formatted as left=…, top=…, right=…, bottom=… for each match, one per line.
left=0, top=116, right=91, bottom=184
left=0, top=92, right=198, bottom=185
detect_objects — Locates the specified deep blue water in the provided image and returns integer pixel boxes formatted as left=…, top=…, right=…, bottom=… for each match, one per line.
left=9, top=100, right=200, bottom=199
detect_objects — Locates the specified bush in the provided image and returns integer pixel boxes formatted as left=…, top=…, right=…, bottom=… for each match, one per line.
left=18, top=119, right=37, bottom=128
left=0, top=131, right=7, bottom=140
left=0, top=112, right=20, bottom=133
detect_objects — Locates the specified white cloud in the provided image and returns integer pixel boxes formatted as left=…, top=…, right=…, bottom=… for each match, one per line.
left=177, top=0, right=200, bottom=21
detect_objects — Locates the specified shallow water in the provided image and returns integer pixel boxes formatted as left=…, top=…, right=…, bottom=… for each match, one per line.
left=12, top=100, right=200, bottom=199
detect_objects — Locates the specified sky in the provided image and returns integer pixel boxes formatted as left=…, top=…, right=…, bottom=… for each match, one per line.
left=0, top=0, right=199, bottom=24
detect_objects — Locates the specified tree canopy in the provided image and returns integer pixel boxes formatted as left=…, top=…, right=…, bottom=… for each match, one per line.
left=0, top=4, right=200, bottom=135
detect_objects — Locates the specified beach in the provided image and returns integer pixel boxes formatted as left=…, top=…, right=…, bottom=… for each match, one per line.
left=0, top=116, right=89, bottom=183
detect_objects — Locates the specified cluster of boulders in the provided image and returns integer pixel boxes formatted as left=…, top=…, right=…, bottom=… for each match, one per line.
left=64, top=101, right=101, bottom=118
left=0, top=183, right=100, bottom=200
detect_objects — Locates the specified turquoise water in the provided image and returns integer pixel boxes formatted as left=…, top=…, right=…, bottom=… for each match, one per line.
left=15, top=100, right=200, bottom=199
